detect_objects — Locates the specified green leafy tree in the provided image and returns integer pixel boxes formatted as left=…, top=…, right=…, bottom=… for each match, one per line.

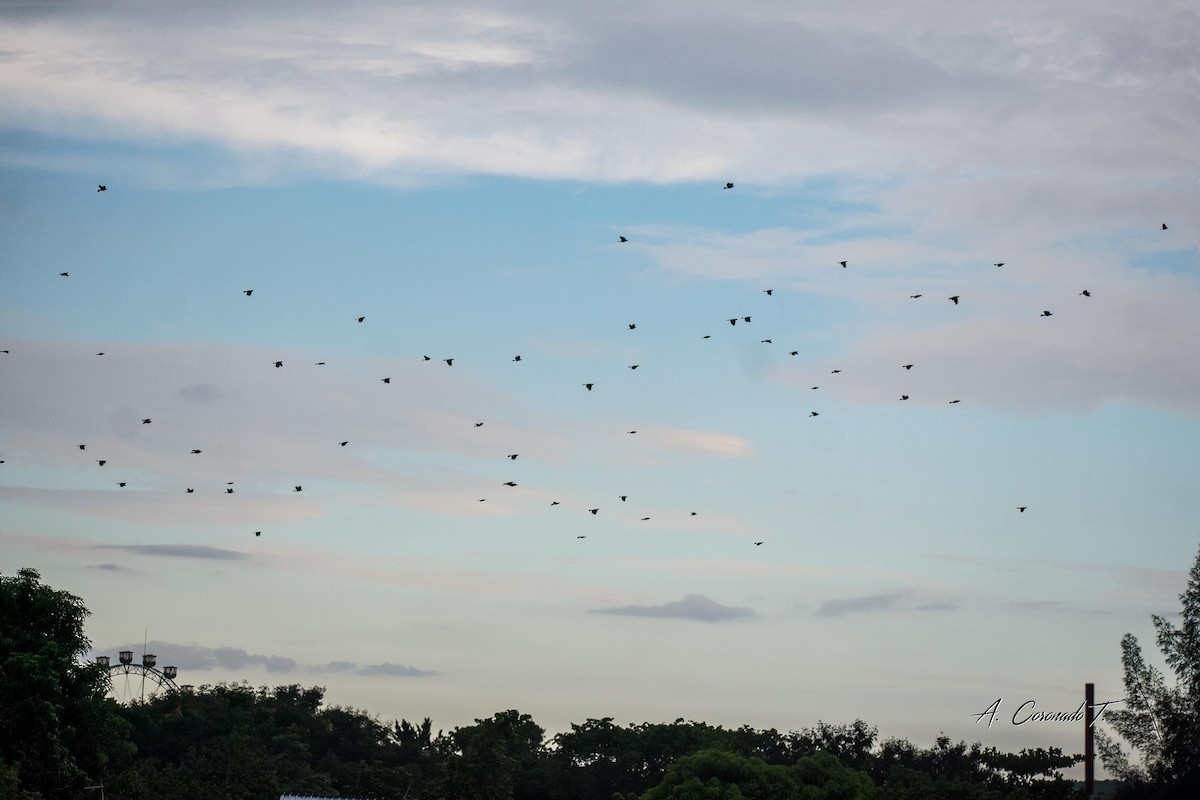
left=638, top=748, right=875, bottom=800
left=0, top=568, right=132, bottom=799
left=1097, top=542, right=1200, bottom=798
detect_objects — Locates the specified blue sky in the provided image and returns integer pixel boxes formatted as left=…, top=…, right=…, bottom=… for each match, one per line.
left=1, top=0, right=1198, bottom=771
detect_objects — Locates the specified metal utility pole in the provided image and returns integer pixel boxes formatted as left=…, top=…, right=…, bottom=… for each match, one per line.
left=1085, top=682, right=1095, bottom=799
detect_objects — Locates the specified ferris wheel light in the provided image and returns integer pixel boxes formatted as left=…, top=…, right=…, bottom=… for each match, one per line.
left=95, top=655, right=110, bottom=667
left=119, top=650, right=133, bottom=664
left=142, top=653, right=156, bottom=668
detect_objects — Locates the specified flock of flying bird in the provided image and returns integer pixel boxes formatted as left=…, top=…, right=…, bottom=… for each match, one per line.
left=3, top=184, right=1174, bottom=543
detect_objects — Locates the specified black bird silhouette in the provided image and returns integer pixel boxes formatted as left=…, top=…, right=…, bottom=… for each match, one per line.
left=339, top=441, right=348, bottom=446
left=97, top=460, right=106, bottom=466
left=754, top=541, right=763, bottom=546
left=474, top=422, right=484, bottom=427
left=761, top=339, right=772, bottom=344
left=690, top=512, right=697, bottom=516
left=628, top=364, right=639, bottom=369
left=1041, top=310, right=1053, bottom=317
left=186, top=488, right=193, bottom=493
left=724, top=182, right=734, bottom=189
left=619, top=495, right=627, bottom=501
left=255, top=531, right=261, bottom=537
left=382, top=377, right=391, bottom=383
left=811, top=386, right=819, bottom=390
left=357, top=316, right=365, bottom=323
left=294, top=485, right=302, bottom=492
left=78, top=444, right=86, bottom=450
left=96, top=352, right=105, bottom=356
left=743, top=316, right=751, bottom=323
left=141, top=418, right=151, bottom=424
left=949, top=296, right=960, bottom=304
left=831, top=369, right=841, bottom=374
left=1080, top=290, right=1091, bottom=297
left=810, top=411, right=819, bottom=417
left=315, top=361, right=325, bottom=365
left=729, top=318, right=737, bottom=325
left=790, top=351, right=798, bottom=356
left=550, top=501, right=560, bottom=505
left=619, top=236, right=628, bottom=242
left=949, top=399, right=961, bottom=404
left=118, top=482, right=126, bottom=487
left=900, top=395, right=909, bottom=400
left=902, top=364, right=913, bottom=370
left=589, top=508, right=598, bottom=514
left=994, top=263, right=1005, bottom=268
left=1018, top=506, right=1027, bottom=512
left=423, top=355, right=431, bottom=361
left=191, top=449, right=201, bottom=454
left=227, top=488, right=234, bottom=493
left=910, top=294, right=922, bottom=298
left=1162, top=223, right=1168, bottom=230
left=513, top=355, right=522, bottom=361
left=584, top=383, right=593, bottom=390
left=764, top=289, right=773, bottom=296
left=627, top=430, right=637, bottom=434
left=244, top=289, right=253, bottom=296
left=628, top=323, right=636, bottom=329
left=274, top=361, right=283, bottom=368
left=503, top=481, right=517, bottom=486
left=641, top=517, right=650, bottom=521
left=702, top=335, right=711, bottom=339
left=444, top=358, right=454, bottom=366
left=97, top=185, right=106, bottom=192
left=60, top=272, right=69, bottom=277
left=839, top=261, right=847, bottom=268
left=508, top=454, right=518, bottom=460
left=577, top=535, right=586, bottom=538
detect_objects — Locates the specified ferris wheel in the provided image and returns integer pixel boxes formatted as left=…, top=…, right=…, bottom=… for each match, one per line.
left=95, top=650, right=180, bottom=704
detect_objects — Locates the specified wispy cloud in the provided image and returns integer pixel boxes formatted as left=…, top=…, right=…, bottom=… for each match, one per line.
left=813, top=590, right=958, bottom=618
left=590, top=593, right=754, bottom=622
left=95, top=543, right=247, bottom=560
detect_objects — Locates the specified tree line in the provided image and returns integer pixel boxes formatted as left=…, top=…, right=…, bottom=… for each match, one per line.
left=3, top=556, right=1199, bottom=800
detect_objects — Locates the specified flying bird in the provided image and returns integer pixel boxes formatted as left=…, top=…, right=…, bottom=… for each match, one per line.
left=790, top=351, right=798, bottom=356
left=274, top=361, right=283, bottom=368
left=831, top=369, right=841, bottom=374
left=78, top=444, right=86, bottom=450
left=474, top=422, right=484, bottom=427
left=576, top=535, right=586, bottom=538
left=949, top=400, right=961, bottom=404
left=810, top=411, right=819, bottom=417
left=513, top=355, right=522, bottom=361
left=382, top=377, right=391, bottom=383
left=949, top=296, right=960, bottom=304
left=910, top=294, right=922, bottom=298
left=743, top=316, right=751, bottom=323
left=191, top=449, right=201, bottom=454
left=584, top=383, right=593, bottom=390
left=95, top=352, right=105, bottom=356
left=994, top=263, right=1005, bottom=268
left=97, top=185, right=106, bottom=192
left=1018, top=506, right=1027, bottom=513
left=508, top=454, right=519, bottom=460
left=97, top=460, right=106, bottom=466
left=59, top=272, right=69, bottom=277
left=900, top=395, right=909, bottom=400
left=357, top=316, right=365, bottom=323
left=627, top=430, right=637, bottom=434
left=811, top=386, right=819, bottom=390
left=724, top=182, right=734, bottom=189
left=619, top=496, right=627, bottom=501
left=729, top=318, right=737, bottom=326
left=339, top=441, right=348, bottom=446
left=619, top=236, right=628, bottom=243
left=118, top=482, right=126, bottom=487
left=628, top=323, right=636, bottom=330
left=1041, top=310, right=1053, bottom=316
left=1162, top=223, right=1168, bottom=230
left=589, top=508, right=599, bottom=515
left=444, top=358, right=454, bottom=366
left=294, top=485, right=302, bottom=492
left=503, top=481, right=517, bottom=487
left=255, top=531, right=261, bottom=537
left=690, top=512, right=697, bottom=516
left=423, top=355, right=431, bottom=361
left=902, top=364, right=913, bottom=370
left=761, top=339, right=772, bottom=344
left=641, top=517, right=650, bottom=521
left=754, top=542, right=763, bottom=546
left=1080, top=290, right=1091, bottom=297
left=551, top=501, right=560, bottom=506
left=186, top=488, right=193, bottom=493
left=764, top=289, right=773, bottom=296
left=315, top=361, right=325, bottom=365
left=226, top=488, right=234, bottom=493
left=244, top=290, right=253, bottom=296
left=839, top=261, right=847, bottom=268
left=141, top=418, right=151, bottom=424
left=628, top=364, right=639, bottom=369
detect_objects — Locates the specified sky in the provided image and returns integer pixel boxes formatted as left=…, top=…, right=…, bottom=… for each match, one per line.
left=1, top=0, right=1198, bottom=774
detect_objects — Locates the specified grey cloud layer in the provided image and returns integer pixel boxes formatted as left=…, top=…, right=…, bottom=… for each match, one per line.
left=94, top=641, right=433, bottom=677
left=590, top=593, right=754, bottom=622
